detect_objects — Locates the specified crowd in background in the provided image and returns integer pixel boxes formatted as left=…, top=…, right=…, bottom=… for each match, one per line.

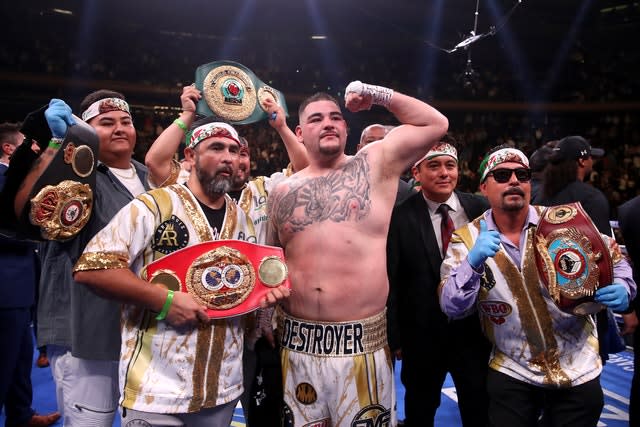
left=1, top=2, right=638, bottom=218
left=126, top=106, right=640, bottom=220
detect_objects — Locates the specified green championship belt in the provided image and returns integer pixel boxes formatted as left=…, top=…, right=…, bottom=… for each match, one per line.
left=195, top=60, right=288, bottom=124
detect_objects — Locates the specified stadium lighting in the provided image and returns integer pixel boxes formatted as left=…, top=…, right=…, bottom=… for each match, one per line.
left=52, top=8, right=73, bottom=15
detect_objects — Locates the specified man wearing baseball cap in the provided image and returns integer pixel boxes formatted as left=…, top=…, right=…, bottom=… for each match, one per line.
left=533, top=135, right=609, bottom=235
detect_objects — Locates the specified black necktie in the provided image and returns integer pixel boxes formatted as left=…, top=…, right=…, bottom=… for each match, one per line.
left=437, top=203, right=454, bottom=257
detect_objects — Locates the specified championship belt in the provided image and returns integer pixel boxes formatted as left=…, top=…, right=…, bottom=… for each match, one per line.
left=140, top=240, right=290, bottom=319
left=195, top=60, right=288, bottom=124
left=21, top=118, right=98, bottom=241
left=534, top=202, right=613, bottom=315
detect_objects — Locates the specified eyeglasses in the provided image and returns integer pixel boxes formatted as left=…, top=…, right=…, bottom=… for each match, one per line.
left=487, top=168, right=531, bottom=183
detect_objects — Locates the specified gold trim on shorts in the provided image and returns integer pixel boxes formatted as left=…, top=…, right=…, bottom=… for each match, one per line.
left=277, top=307, right=387, bottom=357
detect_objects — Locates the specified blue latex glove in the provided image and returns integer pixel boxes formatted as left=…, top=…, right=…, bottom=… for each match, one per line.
left=468, top=219, right=501, bottom=269
left=44, top=99, right=75, bottom=138
left=594, top=283, right=629, bottom=312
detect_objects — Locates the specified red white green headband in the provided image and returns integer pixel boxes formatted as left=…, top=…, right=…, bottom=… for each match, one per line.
left=188, top=122, right=240, bottom=149
left=479, top=148, right=529, bottom=182
left=414, top=142, right=458, bottom=168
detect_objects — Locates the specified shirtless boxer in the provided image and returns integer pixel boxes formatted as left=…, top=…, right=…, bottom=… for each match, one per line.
left=267, top=81, right=449, bottom=426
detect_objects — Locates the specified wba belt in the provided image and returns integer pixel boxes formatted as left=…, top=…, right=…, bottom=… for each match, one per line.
left=141, top=240, right=290, bottom=319
left=16, top=117, right=98, bottom=241
left=534, top=202, right=613, bottom=315
left=278, top=308, right=387, bottom=357
left=195, top=60, right=288, bottom=125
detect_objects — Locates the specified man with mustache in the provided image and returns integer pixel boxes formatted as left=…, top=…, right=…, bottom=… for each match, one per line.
left=386, top=136, right=490, bottom=427
left=145, top=85, right=307, bottom=244
left=73, top=118, right=290, bottom=426
left=438, top=146, right=636, bottom=426
left=144, top=86, right=308, bottom=426
left=267, top=81, right=449, bottom=426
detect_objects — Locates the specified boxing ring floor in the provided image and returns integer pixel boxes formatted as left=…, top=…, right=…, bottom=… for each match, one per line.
left=1, top=342, right=633, bottom=426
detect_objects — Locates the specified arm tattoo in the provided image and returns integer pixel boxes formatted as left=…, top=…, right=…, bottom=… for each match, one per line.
left=271, top=154, right=371, bottom=233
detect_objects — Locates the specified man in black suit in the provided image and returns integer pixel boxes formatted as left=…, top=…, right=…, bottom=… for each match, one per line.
left=387, top=137, right=491, bottom=427
left=617, top=195, right=640, bottom=426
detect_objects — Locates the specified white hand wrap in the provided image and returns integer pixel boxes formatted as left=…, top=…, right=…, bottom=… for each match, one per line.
left=345, top=80, right=394, bottom=108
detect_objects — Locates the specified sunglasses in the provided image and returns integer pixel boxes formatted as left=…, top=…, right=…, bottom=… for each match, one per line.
left=488, top=168, right=531, bottom=183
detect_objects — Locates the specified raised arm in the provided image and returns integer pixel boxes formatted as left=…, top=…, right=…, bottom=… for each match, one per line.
left=14, top=99, right=75, bottom=217
left=145, top=85, right=201, bottom=186
left=344, top=81, right=448, bottom=176
left=263, top=97, right=308, bottom=172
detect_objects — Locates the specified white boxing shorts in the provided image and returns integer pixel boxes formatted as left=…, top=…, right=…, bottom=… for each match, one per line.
left=278, top=308, right=395, bottom=427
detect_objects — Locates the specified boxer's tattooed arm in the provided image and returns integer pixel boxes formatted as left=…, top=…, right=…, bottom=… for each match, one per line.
left=270, top=155, right=372, bottom=233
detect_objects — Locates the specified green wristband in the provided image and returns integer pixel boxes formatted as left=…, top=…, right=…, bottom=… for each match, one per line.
left=48, top=138, right=63, bottom=149
left=173, top=118, right=188, bottom=134
left=155, top=290, right=175, bottom=321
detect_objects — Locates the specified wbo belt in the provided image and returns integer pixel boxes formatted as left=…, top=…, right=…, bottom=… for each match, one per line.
left=141, top=240, right=290, bottom=319
left=195, top=60, right=288, bottom=124
left=277, top=307, right=388, bottom=357
left=534, top=202, right=613, bottom=315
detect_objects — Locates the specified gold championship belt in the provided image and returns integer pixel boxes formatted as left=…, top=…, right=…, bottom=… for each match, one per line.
left=195, top=60, right=288, bottom=124
left=534, top=202, right=613, bottom=315
left=141, top=240, right=290, bottom=319
left=21, top=117, right=98, bottom=241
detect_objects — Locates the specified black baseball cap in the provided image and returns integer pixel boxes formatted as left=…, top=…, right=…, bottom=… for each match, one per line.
left=529, top=145, right=554, bottom=172
left=550, top=136, right=604, bottom=162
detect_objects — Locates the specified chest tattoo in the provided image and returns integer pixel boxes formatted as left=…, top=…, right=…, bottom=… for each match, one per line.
left=273, top=155, right=371, bottom=232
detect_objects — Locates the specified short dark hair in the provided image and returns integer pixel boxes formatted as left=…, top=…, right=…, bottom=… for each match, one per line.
left=0, top=122, right=23, bottom=146
left=298, top=92, right=340, bottom=119
left=79, top=90, right=126, bottom=113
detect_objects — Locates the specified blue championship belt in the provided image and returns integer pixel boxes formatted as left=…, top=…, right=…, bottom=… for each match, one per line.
left=19, top=117, right=98, bottom=241
left=534, top=202, right=613, bottom=315
left=195, top=60, right=288, bottom=124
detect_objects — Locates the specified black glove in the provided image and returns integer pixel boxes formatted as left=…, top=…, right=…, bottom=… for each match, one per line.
left=20, top=104, right=53, bottom=152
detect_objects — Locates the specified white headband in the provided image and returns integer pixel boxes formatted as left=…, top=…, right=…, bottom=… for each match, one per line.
left=81, top=97, right=131, bottom=122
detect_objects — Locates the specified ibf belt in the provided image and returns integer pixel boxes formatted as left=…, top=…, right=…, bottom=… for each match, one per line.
left=534, top=202, right=613, bottom=315
left=277, top=308, right=387, bottom=357
left=141, top=240, right=290, bottom=319
left=195, top=60, right=288, bottom=125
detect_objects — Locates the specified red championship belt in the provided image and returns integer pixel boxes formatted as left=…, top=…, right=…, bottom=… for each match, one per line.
left=534, top=202, right=613, bottom=315
left=140, top=240, right=290, bottom=319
